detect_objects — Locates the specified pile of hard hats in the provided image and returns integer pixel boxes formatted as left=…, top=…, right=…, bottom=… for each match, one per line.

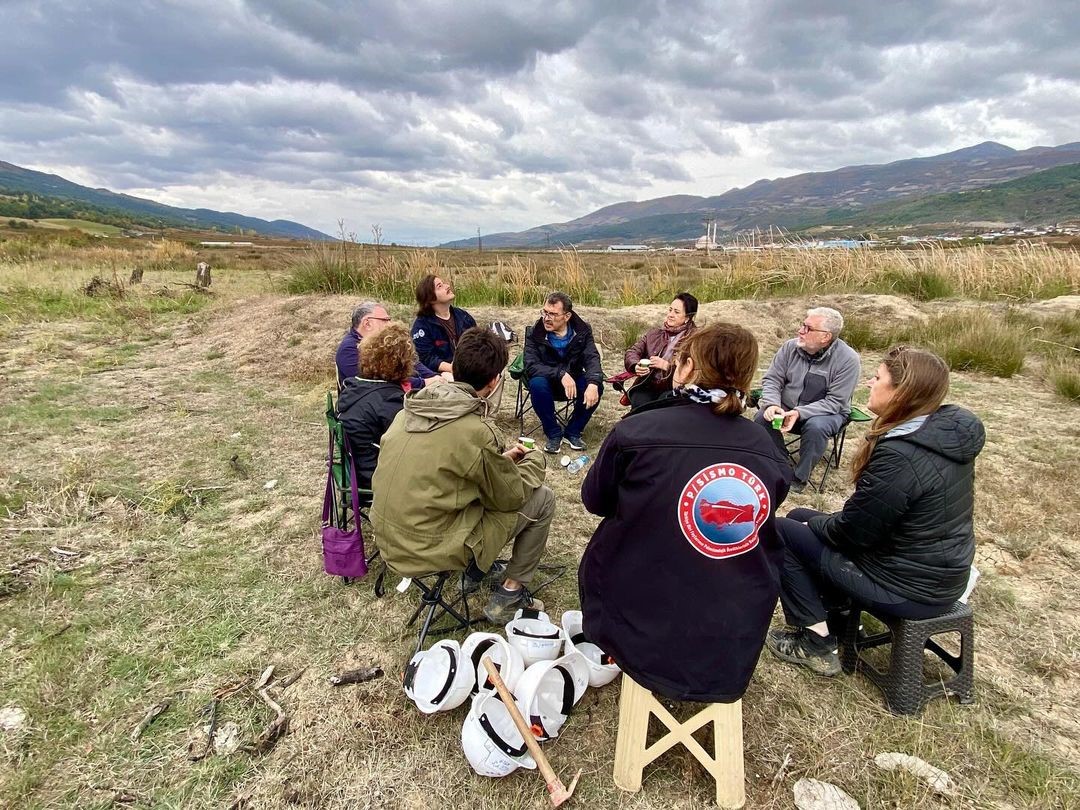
left=402, top=609, right=621, bottom=777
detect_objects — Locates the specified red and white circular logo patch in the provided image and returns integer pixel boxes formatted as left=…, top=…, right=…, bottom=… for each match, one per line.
left=677, top=463, right=771, bottom=559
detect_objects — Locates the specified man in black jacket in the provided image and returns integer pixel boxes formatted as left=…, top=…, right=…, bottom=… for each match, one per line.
left=524, top=291, right=604, bottom=454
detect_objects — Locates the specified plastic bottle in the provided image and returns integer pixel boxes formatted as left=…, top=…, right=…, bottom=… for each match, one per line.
left=566, top=454, right=589, bottom=474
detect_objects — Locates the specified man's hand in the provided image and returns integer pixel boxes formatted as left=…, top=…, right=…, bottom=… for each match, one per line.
left=561, top=373, right=577, bottom=400
left=423, top=375, right=445, bottom=387
left=648, top=355, right=669, bottom=372
left=781, top=408, right=800, bottom=433
left=583, top=383, right=599, bottom=409
left=763, top=404, right=784, bottom=421
left=503, top=444, right=528, bottom=463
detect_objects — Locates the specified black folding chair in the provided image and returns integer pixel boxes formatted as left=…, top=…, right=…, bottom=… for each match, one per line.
left=325, top=392, right=379, bottom=583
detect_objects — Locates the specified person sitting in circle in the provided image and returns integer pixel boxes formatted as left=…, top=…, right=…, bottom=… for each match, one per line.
left=578, top=322, right=792, bottom=702
left=337, top=323, right=415, bottom=491
left=411, top=274, right=476, bottom=377
left=766, top=346, right=985, bottom=677
left=622, top=292, right=699, bottom=409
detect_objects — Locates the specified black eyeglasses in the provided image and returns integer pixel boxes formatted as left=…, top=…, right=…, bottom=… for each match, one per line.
left=366, top=316, right=392, bottom=323
left=541, top=309, right=566, bottom=321
left=798, top=322, right=830, bottom=334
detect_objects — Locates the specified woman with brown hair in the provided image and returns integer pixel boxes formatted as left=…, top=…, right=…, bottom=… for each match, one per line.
left=410, top=274, right=476, bottom=376
left=337, top=323, right=416, bottom=491
left=578, top=322, right=792, bottom=702
left=766, top=346, right=985, bottom=676
left=622, top=292, right=699, bottom=408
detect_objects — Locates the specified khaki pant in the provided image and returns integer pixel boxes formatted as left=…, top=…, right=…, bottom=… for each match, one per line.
left=503, top=485, right=555, bottom=584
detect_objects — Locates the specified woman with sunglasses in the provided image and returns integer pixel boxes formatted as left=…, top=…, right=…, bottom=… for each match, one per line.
left=766, top=346, right=985, bottom=676
left=578, top=322, right=792, bottom=702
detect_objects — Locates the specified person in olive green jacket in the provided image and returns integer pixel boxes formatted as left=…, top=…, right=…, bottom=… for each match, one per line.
left=372, top=326, right=554, bottom=623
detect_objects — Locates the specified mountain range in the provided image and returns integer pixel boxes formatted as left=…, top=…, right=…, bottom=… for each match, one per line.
left=440, top=141, right=1080, bottom=248
left=0, top=161, right=332, bottom=240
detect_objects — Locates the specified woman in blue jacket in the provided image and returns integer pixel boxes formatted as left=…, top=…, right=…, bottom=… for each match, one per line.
left=766, top=346, right=985, bottom=676
left=578, top=322, right=792, bottom=702
left=410, top=274, right=476, bottom=375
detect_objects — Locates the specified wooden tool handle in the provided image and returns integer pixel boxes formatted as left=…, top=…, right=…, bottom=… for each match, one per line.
left=481, top=656, right=557, bottom=782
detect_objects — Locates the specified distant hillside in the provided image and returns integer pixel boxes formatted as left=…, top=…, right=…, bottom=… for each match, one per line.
left=441, top=141, right=1080, bottom=247
left=0, top=161, right=332, bottom=240
left=817, top=163, right=1080, bottom=228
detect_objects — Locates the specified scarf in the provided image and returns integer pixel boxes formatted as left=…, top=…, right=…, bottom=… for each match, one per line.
left=677, top=384, right=746, bottom=405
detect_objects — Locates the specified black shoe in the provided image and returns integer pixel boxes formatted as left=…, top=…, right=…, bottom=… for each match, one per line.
left=564, top=434, right=586, bottom=451
left=484, top=585, right=544, bottom=623
left=543, top=437, right=562, bottom=454
left=790, top=479, right=807, bottom=494
left=462, top=560, right=509, bottom=594
left=766, top=627, right=840, bottom=676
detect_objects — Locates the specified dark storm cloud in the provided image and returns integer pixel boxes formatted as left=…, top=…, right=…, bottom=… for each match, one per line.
left=0, top=0, right=1076, bottom=242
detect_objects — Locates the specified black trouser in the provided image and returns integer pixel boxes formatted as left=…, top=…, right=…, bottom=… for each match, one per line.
left=775, top=508, right=948, bottom=628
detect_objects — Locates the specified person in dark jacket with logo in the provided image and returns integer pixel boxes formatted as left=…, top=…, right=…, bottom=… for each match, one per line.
left=524, top=291, right=604, bottom=454
left=410, top=274, right=476, bottom=376
left=337, top=324, right=415, bottom=491
left=579, top=322, right=792, bottom=702
left=623, top=292, right=699, bottom=409
left=766, top=346, right=986, bottom=676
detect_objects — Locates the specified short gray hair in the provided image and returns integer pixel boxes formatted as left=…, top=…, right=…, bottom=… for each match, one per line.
left=807, top=306, right=843, bottom=335
left=351, top=300, right=381, bottom=330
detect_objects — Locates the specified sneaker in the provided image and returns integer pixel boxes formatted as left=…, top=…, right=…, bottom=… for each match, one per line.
left=484, top=585, right=545, bottom=623
left=790, top=479, right=807, bottom=494
left=564, top=435, right=586, bottom=451
left=543, top=437, right=562, bottom=454
left=765, top=627, right=841, bottom=676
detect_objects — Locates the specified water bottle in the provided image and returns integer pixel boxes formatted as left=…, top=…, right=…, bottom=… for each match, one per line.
left=566, top=454, right=589, bottom=474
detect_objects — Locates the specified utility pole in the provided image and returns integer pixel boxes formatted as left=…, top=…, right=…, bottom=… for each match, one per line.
left=477, top=227, right=482, bottom=255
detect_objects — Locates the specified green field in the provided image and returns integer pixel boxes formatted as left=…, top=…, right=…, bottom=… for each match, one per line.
left=38, top=218, right=124, bottom=236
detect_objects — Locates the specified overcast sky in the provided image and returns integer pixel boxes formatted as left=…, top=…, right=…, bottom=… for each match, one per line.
left=1, top=1, right=1077, bottom=244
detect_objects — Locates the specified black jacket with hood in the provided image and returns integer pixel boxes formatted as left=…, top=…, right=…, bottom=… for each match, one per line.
left=578, top=395, right=792, bottom=702
left=524, top=312, right=604, bottom=386
left=808, top=404, right=985, bottom=604
left=337, top=377, right=406, bottom=490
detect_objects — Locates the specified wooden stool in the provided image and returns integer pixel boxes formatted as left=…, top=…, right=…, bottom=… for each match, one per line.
left=613, top=673, right=745, bottom=808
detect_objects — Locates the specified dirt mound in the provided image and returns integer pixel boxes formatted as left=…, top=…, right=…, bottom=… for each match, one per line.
left=1025, top=295, right=1080, bottom=316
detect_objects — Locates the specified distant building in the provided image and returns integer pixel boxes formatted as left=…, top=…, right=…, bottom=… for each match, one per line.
left=199, top=241, right=254, bottom=247
left=606, top=244, right=651, bottom=252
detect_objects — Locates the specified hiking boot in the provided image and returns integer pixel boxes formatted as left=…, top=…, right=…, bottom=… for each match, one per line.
left=462, top=560, right=509, bottom=594
left=766, top=627, right=841, bottom=676
left=484, top=585, right=544, bottom=623
left=564, top=434, right=586, bottom=451
left=543, top=437, right=562, bottom=454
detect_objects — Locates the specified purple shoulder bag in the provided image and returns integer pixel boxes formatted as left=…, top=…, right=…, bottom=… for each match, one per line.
left=321, top=432, right=368, bottom=579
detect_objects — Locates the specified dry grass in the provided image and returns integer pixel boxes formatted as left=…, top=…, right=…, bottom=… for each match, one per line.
left=2, top=252, right=1080, bottom=809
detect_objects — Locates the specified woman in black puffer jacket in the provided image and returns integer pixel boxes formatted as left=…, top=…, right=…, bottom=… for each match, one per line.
left=766, top=346, right=985, bottom=676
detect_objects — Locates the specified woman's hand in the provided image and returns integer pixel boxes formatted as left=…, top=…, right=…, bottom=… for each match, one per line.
left=649, top=355, right=669, bottom=372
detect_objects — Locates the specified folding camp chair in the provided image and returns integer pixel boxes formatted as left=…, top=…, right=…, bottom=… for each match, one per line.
left=325, top=392, right=380, bottom=583
left=509, top=351, right=572, bottom=437
left=784, top=405, right=873, bottom=492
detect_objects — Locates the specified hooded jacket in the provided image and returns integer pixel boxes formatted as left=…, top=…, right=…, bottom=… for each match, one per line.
left=336, top=377, right=405, bottom=490
left=808, top=404, right=985, bottom=604
left=410, top=306, right=477, bottom=372
left=370, top=382, right=545, bottom=578
left=578, top=395, right=793, bottom=702
left=524, top=312, right=603, bottom=386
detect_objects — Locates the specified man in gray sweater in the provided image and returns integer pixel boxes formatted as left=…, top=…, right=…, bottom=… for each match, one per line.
left=755, top=307, right=861, bottom=492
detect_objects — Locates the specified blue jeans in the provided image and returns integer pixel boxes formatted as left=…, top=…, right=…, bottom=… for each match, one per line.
left=527, top=375, right=602, bottom=440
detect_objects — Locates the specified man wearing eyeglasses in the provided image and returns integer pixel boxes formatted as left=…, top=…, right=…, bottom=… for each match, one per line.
left=524, top=291, right=604, bottom=454
left=755, top=307, right=861, bottom=492
left=335, top=300, right=443, bottom=391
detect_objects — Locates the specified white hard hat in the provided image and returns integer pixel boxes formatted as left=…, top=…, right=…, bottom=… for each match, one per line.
left=460, top=632, right=525, bottom=695
left=513, top=651, right=591, bottom=742
left=403, top=639, right=475, bottom=714
left=460, top=691, right=538, bottom=777
left=505, top=608, right=563, bottom=668
left=561, top=610, right=621, bottom=687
